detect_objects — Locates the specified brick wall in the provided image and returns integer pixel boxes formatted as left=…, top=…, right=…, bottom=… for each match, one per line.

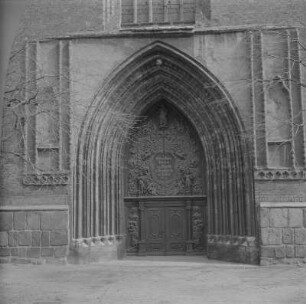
left=211, top=0, right=306, bottom=27
left=0, top=206, right=69, bottom=263
left=259, top=202, right=306, bottom=265
left=20, top=0, right=104, bottom=40
left=16, top=0, right=306, bottom=43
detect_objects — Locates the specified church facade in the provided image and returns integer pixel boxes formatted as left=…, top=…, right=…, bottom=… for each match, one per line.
left=1, top=0, right=306, bottom=265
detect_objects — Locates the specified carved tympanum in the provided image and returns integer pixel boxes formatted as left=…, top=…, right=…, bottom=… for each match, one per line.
left=127, top=103, right=204, bottom=196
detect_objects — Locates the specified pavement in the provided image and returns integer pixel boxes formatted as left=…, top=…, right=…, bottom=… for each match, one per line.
left=0, top=256, right=306, bottom=304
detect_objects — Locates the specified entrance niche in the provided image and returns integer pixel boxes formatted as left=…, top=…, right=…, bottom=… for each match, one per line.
left=74, top=41, right=257, bottom=264
left=125, top=101, right=206, bottom=255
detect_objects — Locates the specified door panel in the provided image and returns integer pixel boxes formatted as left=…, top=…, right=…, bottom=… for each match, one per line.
left=165, top=207, right=186, bottom=253
left=145, top=205, right=187, bottom=254
left=146, top=207, right=165, bottom=254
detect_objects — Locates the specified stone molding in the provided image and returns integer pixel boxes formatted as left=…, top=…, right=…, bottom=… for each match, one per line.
left=255, top=169, right=306, bottom=180
left=0, top=195, right=68, bottom=205
left=22, top=173, right=69, bottom=186
left=259, top=202, right=306, bottom=208
left=0, top=205, right=68, bottom=211
left=40, top=25, right=297, bottom=41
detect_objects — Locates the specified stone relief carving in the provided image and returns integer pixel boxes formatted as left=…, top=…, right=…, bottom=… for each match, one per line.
left=159, top=105, right=168, bottom=129
left=22, top=173, right=69, bottom=186
left=192, top=206, right=204, bottom=250
left=127, top=104, right=204, bottom=196
left=127, top=207, right=139, bottom=249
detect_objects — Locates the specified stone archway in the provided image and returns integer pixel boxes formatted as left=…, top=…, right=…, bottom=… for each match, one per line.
left=73, top=41, right=258, bottom=264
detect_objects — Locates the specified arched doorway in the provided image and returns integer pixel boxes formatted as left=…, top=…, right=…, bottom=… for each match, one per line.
left=125, top=101, right=206, bottom=255
left=74, top=41, right=258, bottom=264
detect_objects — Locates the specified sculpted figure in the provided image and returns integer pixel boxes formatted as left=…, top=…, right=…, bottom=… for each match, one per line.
left=181, top=168, right=193, bottom=193
left=159, top=105, right=168, bottom=129
left=138, top=178, right=146, bottom=195
left=147, top=183, right=157, bottom=195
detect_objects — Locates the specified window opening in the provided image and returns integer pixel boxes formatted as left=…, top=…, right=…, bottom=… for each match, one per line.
left=121, top=0, right=196, bottom=26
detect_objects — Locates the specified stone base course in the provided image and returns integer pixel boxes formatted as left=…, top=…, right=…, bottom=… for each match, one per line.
left=259, top=202, right=306, bottom=265
left=0, top=206, right=68, bottom=263
left=3, top=203, right=306, bottom=265
left=207, top=234, right=259, bottom=264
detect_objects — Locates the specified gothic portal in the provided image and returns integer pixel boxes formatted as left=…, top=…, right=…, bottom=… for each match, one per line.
left=73, top=41, right=257, bottom=263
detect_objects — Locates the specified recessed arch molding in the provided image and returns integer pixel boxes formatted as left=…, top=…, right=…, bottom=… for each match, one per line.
left=72, top=41, right=258, bottom=264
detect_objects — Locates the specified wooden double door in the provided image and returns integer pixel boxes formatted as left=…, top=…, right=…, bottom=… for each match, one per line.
left=125, top=198, right=206, bottom=255
left=146, top=205, right=186, bottom=254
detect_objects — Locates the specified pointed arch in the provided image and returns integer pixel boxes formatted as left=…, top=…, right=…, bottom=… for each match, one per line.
left=73, top=41, right=257, bottom=263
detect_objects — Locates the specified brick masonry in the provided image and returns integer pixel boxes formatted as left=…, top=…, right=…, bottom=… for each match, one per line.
left=17, top=0, right=306, bottom=42
left=0, top=208, right=68, bottom=263
left=211, top=0, right=306, bottom=27
left=259, top=202, right=306, bottom=265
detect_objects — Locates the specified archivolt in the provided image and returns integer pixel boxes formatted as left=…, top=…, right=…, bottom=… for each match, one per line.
left=74, top=41, right=255, bottom=241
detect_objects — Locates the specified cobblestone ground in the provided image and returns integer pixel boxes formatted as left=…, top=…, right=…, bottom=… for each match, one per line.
left=1, top=256, right=306, bottom=304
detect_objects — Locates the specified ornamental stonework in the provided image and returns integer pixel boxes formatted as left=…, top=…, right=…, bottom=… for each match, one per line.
left=127, top=207, right=139, bottom=249
left=255, top=169, right=306, bottom=180
left=127, top=103, right=204, bottom=196
left=192, top=206, right=204, bottom=250
left=22, top=173, right=69, bottom=186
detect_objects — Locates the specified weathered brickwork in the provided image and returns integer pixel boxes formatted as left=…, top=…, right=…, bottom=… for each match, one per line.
left=211, top=0, right=306, bottom=27
left=0, top=209, right=68, bottom=263
left=259, top=203, right=306, bottom=265
left=20, top=0, right=104, bottom=40
left=16, top=0, right=306, bottom=42
left=255, top=181, right=306, bottom=204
